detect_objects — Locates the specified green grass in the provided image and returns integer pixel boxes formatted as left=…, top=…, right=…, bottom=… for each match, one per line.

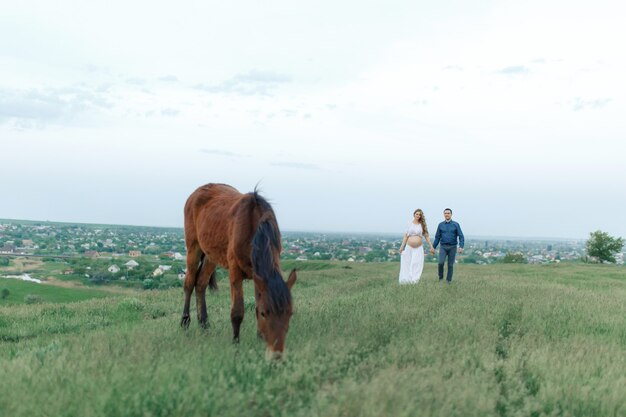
left=281, top=259, right=347, bottom=271
left=0, top=263, right=625, bottom=417
left=0, top=278, right=113, bottom=306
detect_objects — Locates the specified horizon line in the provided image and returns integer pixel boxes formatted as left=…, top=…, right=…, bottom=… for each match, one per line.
left=0, top=217, right=588, bottom=241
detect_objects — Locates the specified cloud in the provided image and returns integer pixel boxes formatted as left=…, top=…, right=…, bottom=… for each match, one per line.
left=126, top=77, right=146, bottom=85
left=199, top=149, right=247, bottom=157
left=443, top=65, right=464, bottom=71
left=572, top=97, right=612, bottom=111
left=160, top=108, right=180, bottom=117
left=270, top=162, right=320, bottom=170
left=0, top=86, right=112, bottom=127
left=158, top=75, right=178, bottom=82
left=496, top=65, right=530, bottom=75
left=281, top=109, right=298, bottom=117
left=195, top=70, right=292, bottom=96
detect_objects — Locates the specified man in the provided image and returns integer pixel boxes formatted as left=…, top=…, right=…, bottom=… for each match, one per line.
left=430, top=208, right=464, bottom=283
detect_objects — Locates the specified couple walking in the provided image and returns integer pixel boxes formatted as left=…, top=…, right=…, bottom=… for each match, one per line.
left=398, top=208, right=464, bottom=284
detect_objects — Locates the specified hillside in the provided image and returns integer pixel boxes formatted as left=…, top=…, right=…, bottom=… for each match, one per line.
left=1, top=263, right=625, bottom=417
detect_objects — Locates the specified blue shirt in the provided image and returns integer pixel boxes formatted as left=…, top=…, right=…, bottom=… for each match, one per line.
left=433, top=220, right=464, bottom=249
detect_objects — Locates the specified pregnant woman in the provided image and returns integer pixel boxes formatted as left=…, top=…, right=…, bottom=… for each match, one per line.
left=399, top=208, right=432, bottom=284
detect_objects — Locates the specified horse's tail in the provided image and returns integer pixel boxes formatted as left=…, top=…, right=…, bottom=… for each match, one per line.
left=195, top=253, right=205, bottom=282
left=208, top=269, right=218, bottom=291
left=196, top=253, right=218, bottom=291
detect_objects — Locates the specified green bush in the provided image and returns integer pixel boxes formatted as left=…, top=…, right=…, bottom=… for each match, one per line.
left=502, top=252, right=527, bottom=264
left=24, top=294, right=44, bottom=304
left=1, top=288, right=9, bottom=299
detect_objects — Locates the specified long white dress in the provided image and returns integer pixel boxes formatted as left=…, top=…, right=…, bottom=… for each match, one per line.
left=399, top=222, right=425, bottom=284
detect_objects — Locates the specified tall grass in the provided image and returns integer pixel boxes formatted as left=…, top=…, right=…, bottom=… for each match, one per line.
left=0, top=263, right=624, bottom=416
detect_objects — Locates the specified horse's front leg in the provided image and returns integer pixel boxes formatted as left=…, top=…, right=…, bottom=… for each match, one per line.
left=229, top=268, right=245, bottom=343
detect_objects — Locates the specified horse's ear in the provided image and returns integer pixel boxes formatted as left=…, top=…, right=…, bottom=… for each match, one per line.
left=253, top=274, right=267, bottom=292
left=286, top=268, right=297, bottom=290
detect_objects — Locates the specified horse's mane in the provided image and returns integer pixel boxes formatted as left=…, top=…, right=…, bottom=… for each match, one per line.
left=249, top=191, right=291, bottom=314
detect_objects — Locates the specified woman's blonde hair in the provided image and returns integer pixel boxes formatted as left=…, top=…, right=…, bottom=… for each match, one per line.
left=413, top=209, right=429, bottom=236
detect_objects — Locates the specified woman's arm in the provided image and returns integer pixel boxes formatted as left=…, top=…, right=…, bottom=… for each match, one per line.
left=424, top=233, right=433, bottom=249
left=399, top=234, right=408, bottom=253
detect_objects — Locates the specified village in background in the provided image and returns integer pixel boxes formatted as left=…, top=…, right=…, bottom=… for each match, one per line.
left=1, top=219, right=619, bottom=290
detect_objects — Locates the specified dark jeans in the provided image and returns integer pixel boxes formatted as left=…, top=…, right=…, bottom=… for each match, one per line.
left=438, top=245, right=457, bottom=281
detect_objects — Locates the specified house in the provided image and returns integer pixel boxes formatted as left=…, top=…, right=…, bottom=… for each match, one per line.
left=84, top=251, right=100, bottom=258
left=0, top=244, right=15, bottom=254
left=128, top=250, right=142, bottom=257
left=125, top=260, right=139, bottom=269
left=152, top=265, right=172, bottom=277
left=358, top=246, right=372, bottom=254
left=173, top=252, right=185, bottom=261
left=108, top=265, right=120, bottom=274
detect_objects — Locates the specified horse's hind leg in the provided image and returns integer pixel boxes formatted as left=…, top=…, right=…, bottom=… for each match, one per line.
left=195, top=260, right=216, bottom=329
left=229, top=267, right=245, bottom=343
left=181, top=246, right=203, bottom=328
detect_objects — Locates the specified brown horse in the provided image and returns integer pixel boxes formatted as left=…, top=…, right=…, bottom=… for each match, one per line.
left=181, top=183, right=296, bottom=357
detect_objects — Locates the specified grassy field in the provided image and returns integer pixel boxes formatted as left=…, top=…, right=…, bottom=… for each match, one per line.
left=0, top=262, right=625, bottom=417
left=0, top=278, right=113, bottom=306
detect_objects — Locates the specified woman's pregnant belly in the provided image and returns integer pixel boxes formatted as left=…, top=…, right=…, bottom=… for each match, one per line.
left=407, top=235, right=423, bottom=248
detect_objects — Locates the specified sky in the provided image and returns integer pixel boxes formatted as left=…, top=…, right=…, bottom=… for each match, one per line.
left=1, top=0, right=625, bottom=239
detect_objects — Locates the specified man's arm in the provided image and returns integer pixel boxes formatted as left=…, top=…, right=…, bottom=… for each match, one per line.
left=457, top=222, right=465, bottom=249
left=433, top=224, right=441, bottom=249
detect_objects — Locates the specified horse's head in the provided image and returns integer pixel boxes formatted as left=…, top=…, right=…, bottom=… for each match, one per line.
left=253, top=268, right=296, bottom=358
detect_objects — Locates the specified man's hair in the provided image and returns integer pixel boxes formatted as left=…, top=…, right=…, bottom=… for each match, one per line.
left=444, top=208, right=452, bottom=214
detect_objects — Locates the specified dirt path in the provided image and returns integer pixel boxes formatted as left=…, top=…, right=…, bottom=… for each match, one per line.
left=42, top=276, right=139, bottom=295
left=41, top=276, right=84, bottom=288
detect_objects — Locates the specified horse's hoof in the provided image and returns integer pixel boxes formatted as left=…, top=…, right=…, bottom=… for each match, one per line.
left=180, top=316, right=191, bottom=328
left=233, top=336, right=240, bottom=344
left=200, top=321, right=209, bottom=330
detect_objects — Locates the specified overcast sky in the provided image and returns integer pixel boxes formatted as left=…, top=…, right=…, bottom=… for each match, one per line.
left=1, top=0, right=624, bottom=239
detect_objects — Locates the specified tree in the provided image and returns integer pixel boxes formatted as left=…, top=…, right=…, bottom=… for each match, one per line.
left=502, top=252, right=527, bottom=264
left=586, top=230, right=625, bottom=263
